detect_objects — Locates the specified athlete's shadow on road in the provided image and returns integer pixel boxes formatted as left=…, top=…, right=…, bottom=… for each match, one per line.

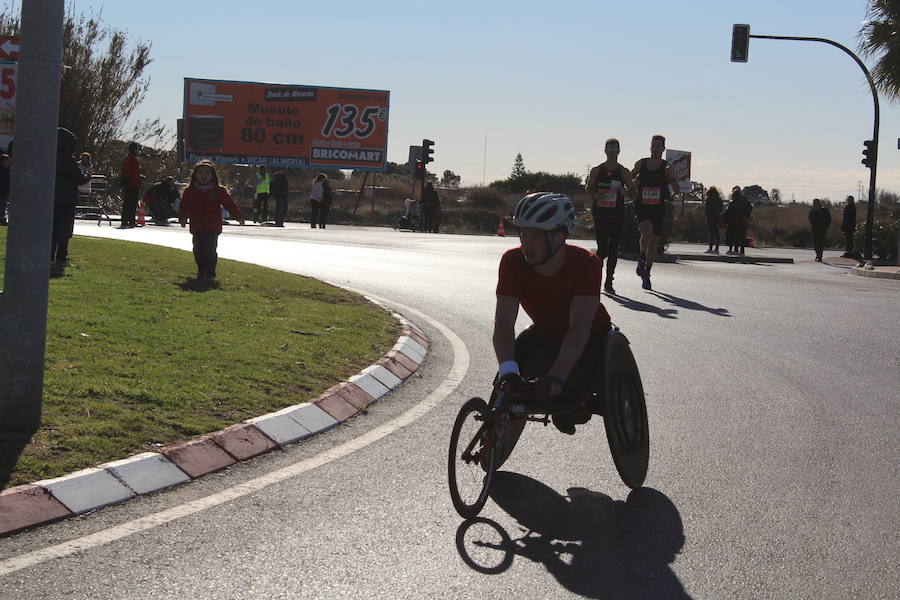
left=604, top=292, right=678, bottom=319
left=647, top=291, right=731, bottom=317
left=455, top=472, right=691, bottom=599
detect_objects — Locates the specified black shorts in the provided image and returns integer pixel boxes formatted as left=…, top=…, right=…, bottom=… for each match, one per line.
left=592, top=217, right=622, bottom=259
left=637, top=205, right=663, bottom=236
left=514, top=326, right=608, bottom=405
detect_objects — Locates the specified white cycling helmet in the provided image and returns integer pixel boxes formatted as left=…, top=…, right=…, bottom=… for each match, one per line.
left=511, top=192, right=575, bottom=233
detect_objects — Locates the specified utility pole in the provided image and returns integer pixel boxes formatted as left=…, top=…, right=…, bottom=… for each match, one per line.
left=0, top=1, right=65, bottom=450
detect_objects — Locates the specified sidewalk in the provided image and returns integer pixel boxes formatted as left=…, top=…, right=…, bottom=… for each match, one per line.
left=671, top=250, right=793, bottom=264
left=815, top=255, right=900, bottom=280
left=0, top=303, right=430, bottom=537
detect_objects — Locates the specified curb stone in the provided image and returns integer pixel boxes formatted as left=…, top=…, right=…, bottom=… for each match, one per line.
left=848, top=266, right=900, bottom=280
left=0, top=309, right=428, bottom=537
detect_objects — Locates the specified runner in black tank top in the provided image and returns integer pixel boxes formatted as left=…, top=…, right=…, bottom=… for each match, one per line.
left=631, top=134, right=680, bottom=291
left=585, top=138, right=637, bottom=295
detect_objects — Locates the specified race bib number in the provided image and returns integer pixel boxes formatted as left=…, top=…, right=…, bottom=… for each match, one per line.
left=641, top=187, right=661, bottom=205
left=595, top=189, right=617, bottom=208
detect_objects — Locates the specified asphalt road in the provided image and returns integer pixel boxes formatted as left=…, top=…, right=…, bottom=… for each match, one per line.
left=1, top=223, right=897, bottom=599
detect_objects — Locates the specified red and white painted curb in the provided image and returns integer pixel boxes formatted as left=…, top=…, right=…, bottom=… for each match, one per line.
left=0, top=307, right=428, bottom=537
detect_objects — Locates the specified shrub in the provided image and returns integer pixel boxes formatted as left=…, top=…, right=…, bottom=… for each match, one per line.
left=463, top=188, right=508, bottom=211
left=854, top=209, right=899, bottom=261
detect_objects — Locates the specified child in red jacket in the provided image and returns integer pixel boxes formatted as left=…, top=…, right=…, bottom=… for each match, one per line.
left=179, top=161, right=245, bottom=280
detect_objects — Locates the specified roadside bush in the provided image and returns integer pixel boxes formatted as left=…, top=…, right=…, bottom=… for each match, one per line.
left=854, top=210, right=899, bottom=261
left=462, top=188, right=508, bottom=211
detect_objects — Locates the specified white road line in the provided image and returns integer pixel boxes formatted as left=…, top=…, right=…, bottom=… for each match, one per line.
left=0, top=296, right=469, bottom=577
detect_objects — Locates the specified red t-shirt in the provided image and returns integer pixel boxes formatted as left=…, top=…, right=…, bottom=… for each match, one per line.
left=496, top=244, right=612, bottom=342
left=179, top=185, right=244, bottom=233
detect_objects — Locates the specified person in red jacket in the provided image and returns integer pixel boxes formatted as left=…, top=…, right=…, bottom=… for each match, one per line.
left=178, top=161, right=245, bottom=280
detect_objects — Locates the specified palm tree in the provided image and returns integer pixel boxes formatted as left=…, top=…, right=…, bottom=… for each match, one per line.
left=858, top=0, right=900, bottom=102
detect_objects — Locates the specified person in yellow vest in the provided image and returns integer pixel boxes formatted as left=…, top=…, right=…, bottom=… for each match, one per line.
left=254, top=165, right=271, bottom=223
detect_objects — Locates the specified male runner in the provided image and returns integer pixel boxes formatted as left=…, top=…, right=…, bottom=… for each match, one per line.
left=585, top=138, right=638, bottom=295
left=493, top=192, right=612, bottom=434
left=631, top=134, right=680, bottom=290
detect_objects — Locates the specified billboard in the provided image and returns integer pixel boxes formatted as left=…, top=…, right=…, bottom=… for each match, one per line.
left=183, top=78, right=390, bottom=170
left=0, top=61, right=16, bottom=151
left=665, top=149, right=691, bottom=194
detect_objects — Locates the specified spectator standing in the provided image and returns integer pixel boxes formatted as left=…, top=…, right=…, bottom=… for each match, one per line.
left=52, top=128, right=90, bottom=266
left=120, top=142, right=143, bottom=228
left=808, top=198, right=831, bottom=262
left=77, top=152, right=92, bottom=199
left=725, top=186, right=752, bottom=255
left=146, top=176, right=180, bottom=225
left=704, top=186, right=723, bottom=254
left=309, top=173, right=332, bottom=229
left=432, top=190, right=442, bottom=233
left=0, top=153, right=9, bottom=226
left=179, top=161, right=245, bottom=280
left=254, top=166, right=271, bottom=223
left=270, top=170, right=289, bottom=227
left=421, top=181, right=440, bottom=233
left=840, top=195, right=856, bottom=258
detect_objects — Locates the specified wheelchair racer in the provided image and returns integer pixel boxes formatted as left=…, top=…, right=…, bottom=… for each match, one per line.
left=493, top=192, right=613, bottom=434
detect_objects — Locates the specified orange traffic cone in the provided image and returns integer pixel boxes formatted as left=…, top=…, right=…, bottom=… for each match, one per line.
left=136, top=199, right=146, bottom=226
left=748, top=230, right=756, bottom=248
left=497, top=217, right=505, bottom=237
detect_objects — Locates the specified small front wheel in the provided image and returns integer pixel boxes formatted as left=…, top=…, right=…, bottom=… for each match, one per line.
left=448, top=397, right=495, bottom=519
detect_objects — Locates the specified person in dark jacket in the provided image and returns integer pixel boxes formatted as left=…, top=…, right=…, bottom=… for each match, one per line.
left=52, top=128, right=91, bottom=266
left=146, top=176, right=180, bottom=225
left=178, top=161, right=245, bottom=280
left=270, top=171, right=289, bottom=227
left=725, top=186, right=752, bottom=255
left=0, top=153, right=9, bottom=225
left=120, top=141, right=143, bottom=228
left=808, top=198, right=832, bottom=262
left=421, top=181, right=440, bottom=233
left=704, top=186, right=723, bottom=254
left=840, top=195, right=856, bottom=258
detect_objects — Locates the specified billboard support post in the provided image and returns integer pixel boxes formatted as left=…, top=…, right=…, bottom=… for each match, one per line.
left=0, top=0, right=65, bottom=465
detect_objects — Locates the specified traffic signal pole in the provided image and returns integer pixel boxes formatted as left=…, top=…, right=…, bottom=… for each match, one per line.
left=744, top=32, right=881, bottom=261
left=0, top=1, right=65, bottom=444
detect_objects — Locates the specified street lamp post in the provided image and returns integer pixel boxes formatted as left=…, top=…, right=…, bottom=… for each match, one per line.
left=731, top=26, right=881, bottom=262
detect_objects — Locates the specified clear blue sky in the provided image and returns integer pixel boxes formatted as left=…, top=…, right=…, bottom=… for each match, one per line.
left=23, top=0, right=900, bottom=200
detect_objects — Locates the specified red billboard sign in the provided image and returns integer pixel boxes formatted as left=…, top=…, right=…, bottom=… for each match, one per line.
left=665, top=149, right=692, bottom=194
left=0, top=36, right=19, bottom=61
left=182, top=77, right=390, bottom=170
left=0, top=62, right=16, bottom=149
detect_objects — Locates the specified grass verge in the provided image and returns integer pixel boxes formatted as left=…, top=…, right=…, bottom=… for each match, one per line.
left=0, top=229, right=400, bottom=487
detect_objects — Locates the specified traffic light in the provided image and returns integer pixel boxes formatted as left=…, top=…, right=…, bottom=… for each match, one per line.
left=731, top=24, right=750, bottom=63
left=414, top=159, right=425, bottom=180
left=862, top=140, right=875, bottom=168
left=422, top=139, right=434, bottom=165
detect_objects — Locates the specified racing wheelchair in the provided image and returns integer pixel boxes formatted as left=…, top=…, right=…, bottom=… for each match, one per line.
left=447, top=327, right=649, bottom=519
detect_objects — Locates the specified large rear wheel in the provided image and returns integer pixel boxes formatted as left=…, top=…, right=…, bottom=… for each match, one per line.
left=448, top=397, right=495, bottom=519
left=602, top=331, right=649, bottom=489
